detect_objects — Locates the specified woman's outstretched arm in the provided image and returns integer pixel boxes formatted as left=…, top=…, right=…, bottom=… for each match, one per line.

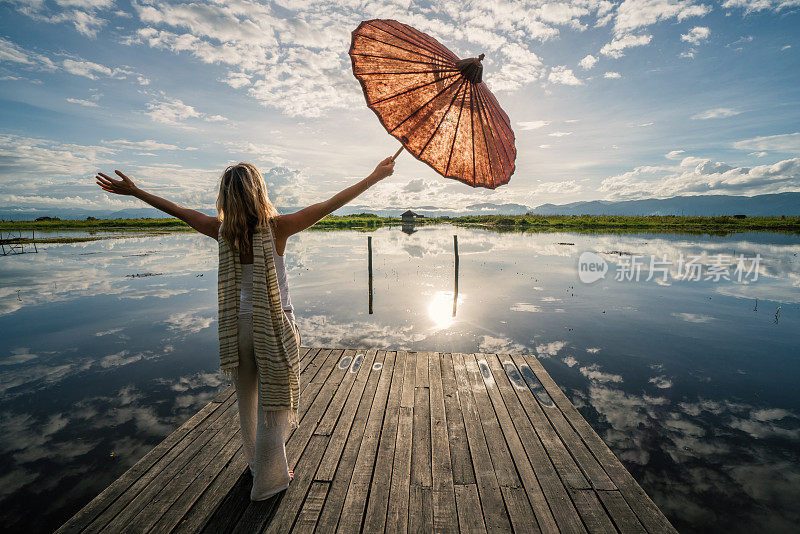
left=275, top=156, right=395, bottom=245
left=95, top=170, right=220, bottom=239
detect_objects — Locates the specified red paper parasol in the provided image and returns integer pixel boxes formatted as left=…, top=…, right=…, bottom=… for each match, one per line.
left=349, top=19, right=516, bottom=189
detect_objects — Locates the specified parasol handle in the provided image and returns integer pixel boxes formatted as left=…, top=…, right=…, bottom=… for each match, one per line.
left=390, top=144, right=404, bottom=162
left=390, top=136, right=409, bottom=162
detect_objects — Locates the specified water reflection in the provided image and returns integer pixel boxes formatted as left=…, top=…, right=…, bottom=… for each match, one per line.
left=0, top=227, right=798, bottom=533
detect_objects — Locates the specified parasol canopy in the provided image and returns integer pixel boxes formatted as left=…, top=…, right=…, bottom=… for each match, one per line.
left=349, top=19, right=516, bottom=189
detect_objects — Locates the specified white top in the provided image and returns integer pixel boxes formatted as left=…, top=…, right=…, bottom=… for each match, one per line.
left=239, top=241, right=293, bottom=316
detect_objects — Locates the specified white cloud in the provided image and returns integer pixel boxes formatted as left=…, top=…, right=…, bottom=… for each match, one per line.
left=66, top=97, right=99, bottom=107
left=548, top=65, right=583, bottom=85
left=579, top=54, right=598, bottom=70
left=0, top=133, right=115, bottom=178
left=534, top=180, right=583, bottom=194
left=548, top=131, right=573, bottom=137
left=613, top=0, right=712, bottom=35
left=692, top=107, right=742, bottom=119
left=600, top=156, right=800, bottom=199
left=104, top=139, right=195, bottom=151
left=5, top=0, right=114, bottom=37
left=600, top=34, right=653, bottom=58
left=666, top=149, right=686, bottom=159
left=517, top=120, right=551, bottom=130
left=721, top=0, right=800, bottom=13
left=144, top=96, right=227, bottom=126
left=604, top=71, right=622, bottom=79
left=681, top=26, right=710, bottom=45
left=123, top=0, right=588, bottom=114
left=733, top=132, right=800, bottom=153
left=0, top=36, right=146, bottom=83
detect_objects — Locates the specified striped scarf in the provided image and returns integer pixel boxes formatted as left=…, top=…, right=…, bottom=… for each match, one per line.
left=217, top=223, right=300, bottom=428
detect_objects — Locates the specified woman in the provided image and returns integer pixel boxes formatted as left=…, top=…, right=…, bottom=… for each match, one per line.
left=95, top=156, right=395, bottom=500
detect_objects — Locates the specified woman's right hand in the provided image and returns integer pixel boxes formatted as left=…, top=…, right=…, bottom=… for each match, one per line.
left=96, top=170, right=140, bottom=197
left=369, top=157, right=395, bottom=182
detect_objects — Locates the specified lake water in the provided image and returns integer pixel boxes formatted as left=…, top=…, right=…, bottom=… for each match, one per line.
left=1, top=225, right=798, bottom=533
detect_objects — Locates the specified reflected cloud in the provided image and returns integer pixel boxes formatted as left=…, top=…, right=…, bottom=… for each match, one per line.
left=477, top=335, right=529, bottom=354
left=535, top=340, right=567, bottom=356
left=673, top=313, right=715, bottom=323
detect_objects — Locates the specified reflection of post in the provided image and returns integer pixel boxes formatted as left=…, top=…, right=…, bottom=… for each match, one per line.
left=368, top=236, right=373, bottom=315
left=453, top=234, right=459, bottom=317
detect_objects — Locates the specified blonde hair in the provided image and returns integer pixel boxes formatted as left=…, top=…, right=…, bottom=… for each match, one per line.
left=216, top=163, right=279, bottom=254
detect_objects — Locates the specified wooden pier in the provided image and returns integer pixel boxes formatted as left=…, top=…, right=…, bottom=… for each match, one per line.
left=56, top=349, right=677, bottom=533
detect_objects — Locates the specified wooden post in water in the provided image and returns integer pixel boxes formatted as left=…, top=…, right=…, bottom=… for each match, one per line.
left=368, top=235, right=373, bottom=315
left=453, top=234, right=459, bottom=317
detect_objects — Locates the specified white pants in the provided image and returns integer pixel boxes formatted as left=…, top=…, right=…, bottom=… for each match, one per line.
left=233, top=313, right=293, bottom=501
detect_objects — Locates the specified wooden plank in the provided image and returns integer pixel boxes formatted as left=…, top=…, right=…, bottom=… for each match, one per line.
left=503, top=354, right=591, bottom=491
left=146, top=426, right=243, bottom=534
left=463, top=354, right=522, bottom=488
left=440, top=353, right=475, bottom=486
left=316, top=350, right=383, bottom=480
left=292, top=481, right=329, bottom=534
left=463, top=354, right=538, bottom=532
left=569, top=489, right=618, bottom=533
left=473, top=354, right=558, bottom=534
left=343, top=350, right=412, bottom=534
left=298, top=346, right=314, bottom=369
left=54, top=387, right=235, bottom=534
left=386, top=350, right=417, bottom=534
left=315, top=351, right=395, bottom=532
left=487, top=355, right=587, bottom=534
left=315, top=349, right=372, bottom=436
left=523, top=355, right=678, bottom=534
left=510, top=354, right=615, bottom=491
left=117, top=401, right=241, bottom=534
left=454, top=484, right=487, bottom=534
left=415, top=351, right=430, bottom=387
left=409, top=382, right=432, bottom=533
left=265, top=434, right=330, bottom=534
left=451, top=353, right=512, bottom=534
left=182, top=450, right=249, bottom=534
left=411, top=380, right=432, bottom=489
left=79, top=394, right=238, bottom=534
left=597, top=490, right=647, bottom=534
left=230, top=488, right=282, bottom=534
left=501, top=486, right=543, bottom=534
left=409, top=485, right=433, bottom=534
left=429, top=352, right=458, bottom=534
left=309, top=348, right=338, bottom=385
left=286, top=349, right=347, bottom=469
left=361, top=350, right=407, bottom=533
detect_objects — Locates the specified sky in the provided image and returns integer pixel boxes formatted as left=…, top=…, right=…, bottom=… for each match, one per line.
left=0, top=0, right=799, bottom=215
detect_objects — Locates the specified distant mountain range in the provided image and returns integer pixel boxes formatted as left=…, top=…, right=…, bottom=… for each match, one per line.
left=528, top=192, right=800, bottom=217
left=2, top=192, right=799, bottom=220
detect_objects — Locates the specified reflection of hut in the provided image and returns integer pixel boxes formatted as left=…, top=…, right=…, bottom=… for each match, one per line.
left=401, top=223, right=417, bottom=235
left=401, top=210, right=419, bottom=222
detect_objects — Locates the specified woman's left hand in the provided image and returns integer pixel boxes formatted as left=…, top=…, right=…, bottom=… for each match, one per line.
left=96, top=170, right=140, bottom=196
left=369, top=157, right=395, bottom=182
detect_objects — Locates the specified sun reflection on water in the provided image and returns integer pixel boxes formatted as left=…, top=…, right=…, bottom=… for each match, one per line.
left=427, top=290, right=464, bottom=330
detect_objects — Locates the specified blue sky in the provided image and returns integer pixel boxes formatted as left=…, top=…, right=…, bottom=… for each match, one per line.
left=1, top=0, right=798, bottom=215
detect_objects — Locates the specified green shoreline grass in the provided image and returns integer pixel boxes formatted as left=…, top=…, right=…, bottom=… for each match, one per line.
left=2, top=213, right=799, bottom=235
